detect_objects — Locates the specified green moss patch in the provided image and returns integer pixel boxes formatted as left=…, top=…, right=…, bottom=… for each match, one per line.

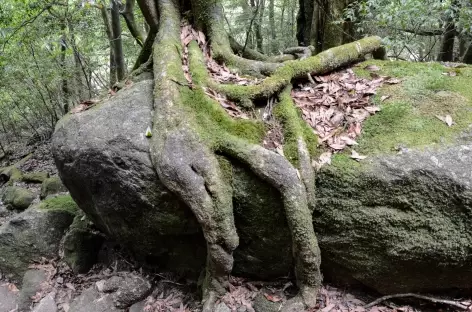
left=351, top=60, right=472, bottom=155
left=38, top=195, right=78, bottom=215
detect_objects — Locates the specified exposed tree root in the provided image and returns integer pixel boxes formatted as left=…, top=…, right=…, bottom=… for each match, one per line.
left=366, top=293, right=471, bottom=310
left=229, top=36, right=295, bottom=63
left=216, top=36, right=385, bottom=106
left=149, top=2, right=237, bottom=311
left=145, top=1, right=385, bottom=311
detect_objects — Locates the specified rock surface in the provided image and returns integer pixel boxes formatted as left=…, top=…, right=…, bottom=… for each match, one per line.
left=52, top=77, right=472, bottom=293
left=0, top=284, right=18, bottom=312
left=69, top=286, right=122, bottom=312
left=40, top=176, right=67, bottom=199
left=0, top=200, right=75, bottom=281
left=63, top=215, right=104, bottom=273
left=32, top=292, right=57, bottom=312
left=18, top=269, right=47, bottom=311
left=1, top=186, right=35, bottom=211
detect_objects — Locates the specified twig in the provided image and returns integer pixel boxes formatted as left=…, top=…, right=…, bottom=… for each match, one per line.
left=365, top=293, right=471, bottom=310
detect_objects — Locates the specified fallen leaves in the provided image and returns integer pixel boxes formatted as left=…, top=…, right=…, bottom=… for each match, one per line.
left=292, top=69, right=403, bottom=167
left=70, top=100, right=98, bottom=114
left=292, top=69, right=392, bottom=154
left=436, top=114, right=454, bottom=127
left=180, top=22, right=254, bottom=119
left=350, top=150, right=367, bottom=161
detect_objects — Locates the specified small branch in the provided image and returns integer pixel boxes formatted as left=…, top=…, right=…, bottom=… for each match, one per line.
left=242, top=3, right=261, bottom=54
left=393, top=27, right=444, bottom=36
left=365, top=293, right=471, bottom=310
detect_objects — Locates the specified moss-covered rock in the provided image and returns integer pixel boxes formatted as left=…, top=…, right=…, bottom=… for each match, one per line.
left=40, top=176, right=68, bottom=199
left=1, top=186, right=35, bottom=211
left=63, top=214, right=104, bottom=273
left=22, top=172, right=49, bottom=184
left=52, top=62, right=472, bottom=294
left=39, top=194, right=79, bottom=214
left=0, top=202, right=75, bottom=282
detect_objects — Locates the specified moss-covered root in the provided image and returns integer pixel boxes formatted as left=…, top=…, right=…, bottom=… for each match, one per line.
left=275, top=88, right=317, bottom=211
left=155, top=130, right=238, bottom=311
left=216, top=36, right=385, bottom=103
left=219, top=137, right=322, bottom=308
left=150, top=1, right=238, bottom=311
left=229, top=36, right=295, bottom=63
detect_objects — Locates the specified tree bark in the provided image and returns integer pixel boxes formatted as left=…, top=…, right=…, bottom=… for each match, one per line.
left=111, top=0, right=126, bottom=81
left=269, top=0, right=277, bottom=54
left=100, top=3, right=117, bottom=86
left=121, top=0, right=145, bottom=47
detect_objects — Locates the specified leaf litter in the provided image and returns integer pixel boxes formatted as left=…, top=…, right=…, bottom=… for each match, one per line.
left=180, top=21, right=256, bottom=120
left=293, top=68, right=401, bottom=167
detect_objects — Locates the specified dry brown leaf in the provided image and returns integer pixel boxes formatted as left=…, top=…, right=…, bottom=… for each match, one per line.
left=364, top=64, right=380, bottom=71
left=263, top=293, right=282, bottom=302
left=7, top=283, right=19, bottom=293
left=350, top=150, right=367, bottom=161
left=380, top=95, right=390, bottom=102
left=436, top=115, right=453, bottom=127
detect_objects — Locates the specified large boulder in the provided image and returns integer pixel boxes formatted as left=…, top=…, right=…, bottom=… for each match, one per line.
left=52, top=72, right=472, bottom=293
left=0, top=195, right=77, bottom=281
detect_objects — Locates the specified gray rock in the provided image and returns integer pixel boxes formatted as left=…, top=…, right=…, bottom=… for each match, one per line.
left=32, top=292, right=57, bottom=312
left=0, top=202, right=75, bottom=281
left=1, top=186, right=35, bottom=211
left=63, top=215, right=104, bottom=273
left=110, top=274, right=151, bottom=308
left=0, top=284, right=18, bottom=312
left=18, top=269, right=47, bottom=311
left=22, top=172, right=49, bottom=184
left=252, top=293, right=282, bottom=312
left=315, top=144, right=472, bottom=293
left=40, top=177, right=67, bottom=199
left=128, top=301, right=145, bottom=312
left=53, top=80, right=205, bottom=273
left=69, top=286, right=122, bottom=312
left=52, top=77, right=472, bottom=293
left=215, top=302, right=231, bottom=312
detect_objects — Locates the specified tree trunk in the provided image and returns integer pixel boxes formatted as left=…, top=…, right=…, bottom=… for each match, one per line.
left=437, top=1, right=457, bottom=62
left=121, top=0, right=145, bottom=47
left=100, top=3, right=117, bottom=86
left=299, top=0, right=354, bottom=52
left=111, top=0, right=126, bottom=81
left=255, top=0, right=265, bottom=53
left=128, top=1, right=384, bottom=311
left=437, top=22, right=456, bottom=62
left=269, top=0, right=277, bottom=54
left=296, top=0, right=313, bottom=46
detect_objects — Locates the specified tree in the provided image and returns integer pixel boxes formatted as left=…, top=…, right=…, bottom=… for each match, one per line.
left=134, top=0, right=383, bottom=311
left=297, top=0, right=355, bottom=52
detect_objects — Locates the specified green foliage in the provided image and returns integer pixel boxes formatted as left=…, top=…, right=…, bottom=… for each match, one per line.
left=0, top=0, right=144, bottom=144
left=346, top=0, right=472, bottom=62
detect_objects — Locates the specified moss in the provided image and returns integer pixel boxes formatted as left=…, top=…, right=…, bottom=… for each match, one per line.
left=22, top=172, right=49, bottom=184
left=185, top=42, right=266, bottom=148
left=40, top=176, right=67, bottom=199
left=2, top=186, right=35, bottom=211
left=38, top=195, right=78, bottom=215
left=347, top=60, right=472, bottom=155
left=273, top=88, right=318, bottom=166
left=217, top=36, right=384, bottom=102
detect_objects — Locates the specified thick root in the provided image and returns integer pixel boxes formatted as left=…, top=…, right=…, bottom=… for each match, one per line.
left=216, top=36, right=385, bottom=103
left=229, top=36, right=295, bottom=63
left=219, top=137, right=322, bottom=308
left=149, top=1, right=237, bottom=310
